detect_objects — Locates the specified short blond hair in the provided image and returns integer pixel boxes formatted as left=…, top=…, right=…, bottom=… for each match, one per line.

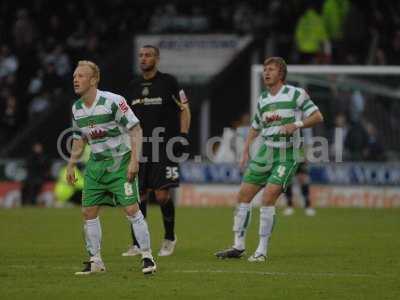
left=77, top=60, right=100, bottom=84
left=264, top=57, right=287, bottom=82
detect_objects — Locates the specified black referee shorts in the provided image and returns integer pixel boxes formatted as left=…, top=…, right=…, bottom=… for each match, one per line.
left=138, top=160, right=180, bottom=194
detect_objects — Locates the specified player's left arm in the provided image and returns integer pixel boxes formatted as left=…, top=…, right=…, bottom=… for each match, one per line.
left=114, top=96, right=141, bottom=181
left=127, top=123, right=142, bottom=182
left=281, top=89, right=324, bottom=135
left=170, top=76, right=191, bottom=133
left=298, top=110, right=324, bottom=128
left=170, top=75, right=191, bottom=154
left=178, top=89, right=191, bottom=134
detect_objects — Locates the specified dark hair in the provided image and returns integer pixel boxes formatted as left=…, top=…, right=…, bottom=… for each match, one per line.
left=263, top=57, right=287, bottom=82
left=142, top=45, right=160, bottom=57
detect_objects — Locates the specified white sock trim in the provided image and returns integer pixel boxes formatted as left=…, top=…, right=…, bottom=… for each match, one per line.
left=84, top=216, right=102, bottom=258
left=260, top=206, right=276, bottom=215
left=127, top=211, right=151, bottom=252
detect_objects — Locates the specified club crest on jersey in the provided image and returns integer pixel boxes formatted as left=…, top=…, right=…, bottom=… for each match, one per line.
left=88, top=120, right=96, bottom=128
left=142, top=87, right=149, bottom=96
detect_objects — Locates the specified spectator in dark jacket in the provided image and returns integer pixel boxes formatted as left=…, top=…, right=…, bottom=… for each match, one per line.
left=21, top=142, right=50, bottom=205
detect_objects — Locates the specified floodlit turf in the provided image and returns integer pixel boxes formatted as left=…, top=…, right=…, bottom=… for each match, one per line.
left=0, top=206, right=399, bottom=300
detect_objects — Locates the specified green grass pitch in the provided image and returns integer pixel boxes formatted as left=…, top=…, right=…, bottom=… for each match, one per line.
left=0, top=207, right=399, bottom=300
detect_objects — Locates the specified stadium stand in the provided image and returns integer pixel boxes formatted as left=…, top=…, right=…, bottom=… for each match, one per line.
left=0, top=0, right=399, bottom=158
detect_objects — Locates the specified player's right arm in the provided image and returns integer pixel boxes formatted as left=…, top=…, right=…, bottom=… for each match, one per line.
left=66, top=137, right=87, bottom=185
left=127, top=123, right=142, bottom=182
left=66, top=115, right=87, bottom=185
left=240, top=103, right=261, bottom=169
left=240, top=127, right=260, bottom=169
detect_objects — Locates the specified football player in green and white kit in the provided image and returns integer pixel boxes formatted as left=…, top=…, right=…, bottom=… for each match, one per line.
left=66, top=61, right=156, bottom=275
left=215, top=57, right=323, bottom=262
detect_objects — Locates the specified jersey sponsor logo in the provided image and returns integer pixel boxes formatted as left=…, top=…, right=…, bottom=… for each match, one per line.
left=89, top=128, right=107, bottom=140
left=119, top=99, right=129, bottom=113
left=263, top=111, right=282, bottom=123
left=131, top=97, right=162, bottom=106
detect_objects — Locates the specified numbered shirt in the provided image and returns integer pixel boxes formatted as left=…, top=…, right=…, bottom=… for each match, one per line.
left=72, top=89, right=139, bottom=160
left=124, top=71, right=181, bottom=156
left=251, top=84, right=319, bottom=148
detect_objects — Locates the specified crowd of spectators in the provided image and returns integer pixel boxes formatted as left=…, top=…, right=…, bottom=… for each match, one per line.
left=0, top=0, right=399, bottom=159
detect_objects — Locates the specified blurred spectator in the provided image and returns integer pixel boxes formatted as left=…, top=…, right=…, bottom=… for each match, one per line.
left=349, top=89, right=365, bottom=122
left=21, top=142, right=50, bottom=205
left=344, top=120, right=369, bottom=161
left=54, top=164, right=84, bottom=207
left=322, top=0, right=350, bottom=41
left=322, top=0, right=350, bottom=63
left=233, top=3, right=254, bottom=33
left=47, top=14, right=67, bottom=43
left=385, top=30, right=400, bottom=65
left=28, top=69, right=44, bottom=96
left=29, top=91, right=50, bottom=120
left=43, top=45, right=71, bottom=78
left=149, top=4, right=178, bottom=33
left=214, top=126, right=237, bottom=163
left=81, top=34, right=101, bottom=62
left=67, top=21, right=88, bottom=52
left=189, top=5, right=210, bottom=32
left=340, top=3, right=368, bottom=64
left=330, top=112, right=349, bottom=160
left=295, top=3, right=331, bottom=64
left=0, top=94, right=19, bottom=144
left=1, top=73, right=18, bottom=94
left=41, top=62, right=63, bottom=94
left=214, top=113, right=250, bottom=163
left=149, top=3, right=210, bottom=33
left=13, top=8, right=36, bottom=49
left=364, top=122, right=385, bottom=161
left=0, top=45, right=19, bottom=81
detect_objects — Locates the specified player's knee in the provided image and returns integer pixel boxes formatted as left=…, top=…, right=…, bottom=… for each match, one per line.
left=124, top=203, right=140, bottom=216
left=154, top=189, right=170, bottom=205
left=262, top=184, right=282, bottom=206
left=139, top=193, right=147, bottom=202
left=82, top=207, right=98, bottom=220
left=237, top=188, right=251, bottom=203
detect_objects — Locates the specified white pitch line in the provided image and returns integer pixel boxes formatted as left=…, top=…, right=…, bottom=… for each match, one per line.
left=6, top=265, right=375, bottom=278
left=173, top=270, right=375, bottom=278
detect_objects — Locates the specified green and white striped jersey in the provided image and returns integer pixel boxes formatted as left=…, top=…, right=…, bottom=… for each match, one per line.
left=72, top=89, right=139, bottom=160
left=252, top=84, right=319, bottom=148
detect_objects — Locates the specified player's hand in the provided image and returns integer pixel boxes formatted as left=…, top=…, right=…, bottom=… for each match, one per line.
left=66, top=164, right=77, bottom=185
left=280, top=123, right=298, bottom=135
left=127, top=160, right=139, bottom=182
left=179, top=90, right=189, bottom=110
left=239, top=148, right=250, bottom=170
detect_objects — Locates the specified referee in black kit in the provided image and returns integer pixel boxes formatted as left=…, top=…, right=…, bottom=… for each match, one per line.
left=122, top=45, right=191, bottom=257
